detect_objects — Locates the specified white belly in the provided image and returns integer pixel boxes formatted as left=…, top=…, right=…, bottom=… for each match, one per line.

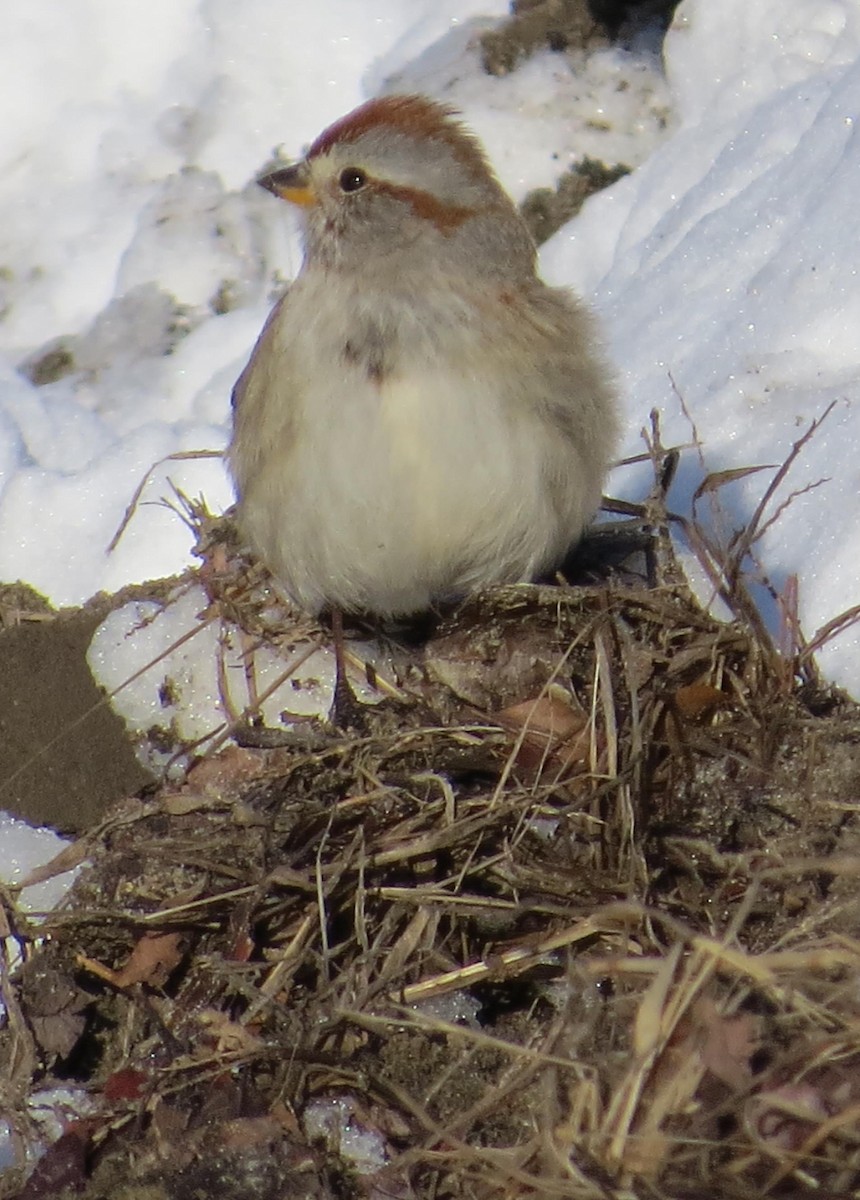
left=241, top=360, right=584, bottom=616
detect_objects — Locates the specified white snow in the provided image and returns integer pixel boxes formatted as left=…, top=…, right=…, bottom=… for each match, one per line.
left=0, top=1087, right=97, bottom=1174
left=85, top=582, right=387, bottom=769
left=303, top=1094, right=389, bottom=1175
left=0, top=813, right=79, bottom=913
left=2, top=0, right=860, bottom=922
left=549, top=0, right=860, bottom=689
left=0, top=813, right=81, bottom=1047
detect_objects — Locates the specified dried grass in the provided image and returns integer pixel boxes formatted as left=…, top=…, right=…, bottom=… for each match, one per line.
left=2, top=421, right=860, bottom=1200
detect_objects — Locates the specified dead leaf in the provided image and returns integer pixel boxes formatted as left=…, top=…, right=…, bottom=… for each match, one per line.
left=78, top=931, right=186, bottom=989
left=116, top=930, right=186, bottom=987
left=673, top=683, right=727, bottom=722
left=494, top=689, right=591, bottom=778
left=196, top=1009, right=265, bottom=1055
left=30, top=1009, right=87, bottom=1059
left=696, top=997, right=759, bottom=1091
left=497, top=691, right=587, bottom=742
left=103, top=1067, right=149, bottom=1102
left=20, top=960, right=89, bottom=1058
left=182, top=744, right=269, bottom=796
left=426, top=623, right=565, bottom=709
left=16, top=1125, right=93, bottom=1200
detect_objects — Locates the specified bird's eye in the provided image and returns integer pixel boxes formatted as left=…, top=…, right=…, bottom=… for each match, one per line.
left=339, top=167, right=366, bottom=193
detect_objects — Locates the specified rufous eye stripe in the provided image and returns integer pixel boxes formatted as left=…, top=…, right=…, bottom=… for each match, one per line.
left=371, top=180, right=476, bottom=234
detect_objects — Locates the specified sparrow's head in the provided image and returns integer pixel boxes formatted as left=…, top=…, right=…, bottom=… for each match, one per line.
left=259, top=95, right=536, bottom=280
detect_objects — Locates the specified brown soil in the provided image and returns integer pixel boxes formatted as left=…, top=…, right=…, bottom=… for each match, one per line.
left=0, top=584, right=150, bottom=832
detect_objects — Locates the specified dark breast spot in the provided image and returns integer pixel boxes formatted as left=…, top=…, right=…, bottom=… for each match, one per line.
left=342, top=336, right=387, bottom=385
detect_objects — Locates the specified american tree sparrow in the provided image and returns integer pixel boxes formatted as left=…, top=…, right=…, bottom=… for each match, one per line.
left=229, top=95, right=619, bottom=618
